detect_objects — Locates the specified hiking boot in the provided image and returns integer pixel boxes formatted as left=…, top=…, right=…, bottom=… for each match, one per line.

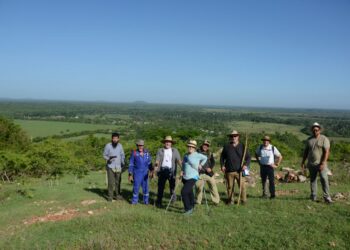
left=116, top=195, right=124, bottom=200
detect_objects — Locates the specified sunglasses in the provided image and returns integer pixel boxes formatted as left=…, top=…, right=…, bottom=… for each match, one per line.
left=313, top=129, right=320, bottom=132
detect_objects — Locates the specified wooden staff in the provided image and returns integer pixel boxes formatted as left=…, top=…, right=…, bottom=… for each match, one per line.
left=237, top=133, right=248, bottom=206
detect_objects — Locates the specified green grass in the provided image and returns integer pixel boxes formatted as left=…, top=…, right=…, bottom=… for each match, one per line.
left=14, top=120, right=121, bottom=138
left=228, top=121, right=307, bottom=140
left=0, top=167, right=349, bottom=250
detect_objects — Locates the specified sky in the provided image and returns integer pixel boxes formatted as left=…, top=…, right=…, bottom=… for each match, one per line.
left=0, top=0, right=349, bottom=109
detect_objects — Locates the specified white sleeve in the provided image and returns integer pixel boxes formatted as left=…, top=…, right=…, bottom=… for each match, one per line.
left=274, top=146, right=281, bottom=157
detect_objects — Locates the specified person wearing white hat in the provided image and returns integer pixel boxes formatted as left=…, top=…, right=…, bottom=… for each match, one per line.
left=180, top=140, right=207, bottom=215
left=255, top=135, right=283, bottom=199
left=220, top=130, right=251, bottom=205
left=301, top=123, right=333, bottom=203
left=154, top=136, right=182, bottom=208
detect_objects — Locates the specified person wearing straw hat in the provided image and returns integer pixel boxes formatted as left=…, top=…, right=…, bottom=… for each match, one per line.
left=255, top=135, right=283, bottom=199
left=301, top=122, right=333, bottom=203
left=181, top=140, right=207, bottom=215
left=195, top=140, right=220, bottom=205
left=155, top=136, right=182, bottom=208
left=103, top=132, right=125, bottom=202
left=128, top=139, right=154, bottom=205
left=220, top=130, right=251, bottom=205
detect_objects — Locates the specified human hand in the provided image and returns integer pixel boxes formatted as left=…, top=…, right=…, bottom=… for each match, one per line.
left=221, top=166, right=226, bottom=173
left=128, top=175, right=133, bottom=183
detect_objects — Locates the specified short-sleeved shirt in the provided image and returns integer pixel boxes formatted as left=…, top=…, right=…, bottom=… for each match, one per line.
left=255, top=144, right=281, bottom=165
left=305, top=135, right=330, bottom=166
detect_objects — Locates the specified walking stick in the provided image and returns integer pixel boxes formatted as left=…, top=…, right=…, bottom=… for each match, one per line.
left=165, top=176, right=182, bottom=212
left=202, top=180, right=210, bottom=214
left=237, top=133, right=248, bottom=206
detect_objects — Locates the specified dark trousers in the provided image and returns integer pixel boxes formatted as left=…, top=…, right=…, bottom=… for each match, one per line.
left=107, top=168, right=122, bottom=201
left=156, top=168, right=176, bottom=205
left=181, top=179, right=196, bottom=212
left=260, top=165, right=275, bottom=197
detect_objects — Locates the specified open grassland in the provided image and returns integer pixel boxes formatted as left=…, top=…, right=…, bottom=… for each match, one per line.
left=14, top=120, right=120, bottom=138
left=228, top=121, right=307, bottom=140
left=0, top=168, right=349, bottom=250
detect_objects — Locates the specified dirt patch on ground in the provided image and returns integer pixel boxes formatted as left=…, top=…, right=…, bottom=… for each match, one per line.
left=23, top=209, right=80, bottom=225
left=23, top=206, right=108, bottom=225
left=275, top=189, right=300, bottom=196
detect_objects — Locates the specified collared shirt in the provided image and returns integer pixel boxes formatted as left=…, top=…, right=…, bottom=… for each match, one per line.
left=161, top=148, right=172, bottom=168
left=103, top=143, right=125, bottom=172
left=256, top=144, right=281, bottom=165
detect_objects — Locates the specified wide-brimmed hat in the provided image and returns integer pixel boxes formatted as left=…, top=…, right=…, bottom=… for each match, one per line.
left=311, top=122, right=321, bottom=129
left=161, top=135, right=176, bottom=144
left=136, top=139, right=145, bottom=146
left=227, top=130, right=240, bottom=137
left=202, top=140, right=211, bottom=146
left=187, top=140, right=197, bottom=148
left=261, top=135, right=271, bottom=142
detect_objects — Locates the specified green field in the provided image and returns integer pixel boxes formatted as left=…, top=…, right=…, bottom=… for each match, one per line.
left=0, top=168, right=349, bottom=249
left=228, top=121, right=307, bottom=140
left=14, top=120, right=121, bottom=138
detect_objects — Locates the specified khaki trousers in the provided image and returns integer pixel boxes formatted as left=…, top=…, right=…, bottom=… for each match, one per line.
left=195, top=174, right=220, bottom=204
left=225, top=171, right=246, bottom=203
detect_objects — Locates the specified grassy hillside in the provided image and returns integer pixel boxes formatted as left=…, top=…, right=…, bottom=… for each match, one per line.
left=0, top=170, right=349, bottom=249
left=14, top=120, right=119, bottom=138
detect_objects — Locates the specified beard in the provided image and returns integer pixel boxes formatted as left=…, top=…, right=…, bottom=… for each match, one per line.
left=112, top=142, right=118, bottom=148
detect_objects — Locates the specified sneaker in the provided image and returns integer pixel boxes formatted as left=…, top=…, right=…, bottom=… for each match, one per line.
left=184, top=209, right=193, bottom=215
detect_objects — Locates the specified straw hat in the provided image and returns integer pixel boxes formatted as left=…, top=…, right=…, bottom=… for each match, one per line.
left=161, top=135, right=176, bottom=144
left=136, top=139, right=145, bottom=146
left=202, top=140, right=211, bottom=146
left=187, top=140, right=197, bottom=148
left=261, top=135, right=271, bottom=141
left=227, top=130, right=240, bottom=137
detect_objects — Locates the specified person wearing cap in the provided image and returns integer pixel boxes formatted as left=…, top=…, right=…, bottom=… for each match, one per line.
left=128, top=139, right=153, bottom=205
left=103, top=132, right=125, bottom=202
left=195, top=140, right=220, bottom=205
left=301, top=123, right=333, bottom=203
left=181, top=140, right=207, bottom=215
left=155, top=136, right=182, bottom=208
left=220, top=130, right=251, bottom=205
left=255, top=135, right=283, bottom=199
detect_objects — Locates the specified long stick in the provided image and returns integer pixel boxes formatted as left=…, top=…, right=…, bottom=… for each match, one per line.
left=165, top=177, right=182, bottom=212
left=202, top=180, right=210, bottom=214
left=237, top=133, right=248, bottom=206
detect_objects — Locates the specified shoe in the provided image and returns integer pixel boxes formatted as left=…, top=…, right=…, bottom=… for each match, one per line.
left=261, top=194, right=268, bottom=199
left=116, top=195, right=123, bottom=200
left=184, top=209, right=193, bottom=216
left=241, top=200, right=247, bottom=205
left=310, top=195, right=317, bottom=202
left=156, top=202, right=163, bottom=208
left=270, top=195, right=276, bottom=199
left=325, top=197, right=334, bottom=204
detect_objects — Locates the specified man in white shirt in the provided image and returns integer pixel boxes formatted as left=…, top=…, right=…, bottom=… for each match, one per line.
left=255, top=135, right=282, bottom=199
left=155, top=136, right=182, bottom=207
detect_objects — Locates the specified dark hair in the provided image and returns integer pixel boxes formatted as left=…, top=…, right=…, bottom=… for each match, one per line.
left=112, top=132, right=120, bottom=138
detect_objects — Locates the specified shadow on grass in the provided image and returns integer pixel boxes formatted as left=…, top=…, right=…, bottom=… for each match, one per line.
left=84, top=187, right=109, bottom=200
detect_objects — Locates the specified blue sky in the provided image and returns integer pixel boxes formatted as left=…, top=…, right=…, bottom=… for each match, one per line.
left=0, top=0, right=349, bottom=109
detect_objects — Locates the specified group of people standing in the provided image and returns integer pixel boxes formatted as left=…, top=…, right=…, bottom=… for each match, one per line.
left=103, top=122, right=333, bottom=215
